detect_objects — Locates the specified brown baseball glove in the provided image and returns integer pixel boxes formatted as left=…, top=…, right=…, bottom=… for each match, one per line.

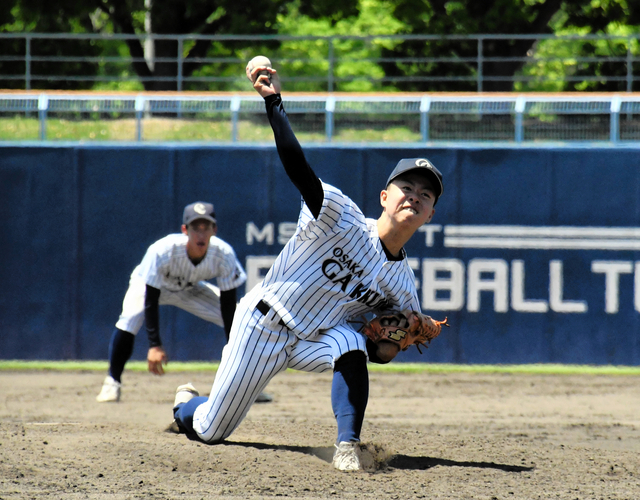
left=354, top=311, right=449, bottom=353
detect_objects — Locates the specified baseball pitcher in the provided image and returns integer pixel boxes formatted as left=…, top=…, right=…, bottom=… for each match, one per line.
left=170, top=59, right=447, bottom=471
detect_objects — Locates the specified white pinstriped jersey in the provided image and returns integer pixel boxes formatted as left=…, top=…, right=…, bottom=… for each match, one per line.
left=134, top=234, right=246, bottom=293
left=257, top=181, right=421, bottom=339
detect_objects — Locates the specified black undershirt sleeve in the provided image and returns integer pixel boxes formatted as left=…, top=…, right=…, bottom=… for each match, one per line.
left=219, top=288, right=237, bottom=341
left=265, top=93, right=324, bottom=219
left=144, top=285, right=162, bottom=348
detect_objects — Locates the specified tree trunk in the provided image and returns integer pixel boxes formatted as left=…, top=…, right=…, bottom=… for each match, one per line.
left=147, top=38, right=179, bottom=91
left=480, top=38, right=537, bottom=92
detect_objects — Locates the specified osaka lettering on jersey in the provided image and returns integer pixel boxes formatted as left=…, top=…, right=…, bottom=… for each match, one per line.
left=135, top=234, right=246, bottom=292
left=256, top=181, right=421, bottom=338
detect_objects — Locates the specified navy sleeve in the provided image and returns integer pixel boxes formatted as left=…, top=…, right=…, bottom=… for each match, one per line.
left=265, top=93, right=324, bottom=219
left=144, top=285, right=162, bottom=348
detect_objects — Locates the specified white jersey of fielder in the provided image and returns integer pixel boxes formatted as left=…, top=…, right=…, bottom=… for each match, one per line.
left=255, top=181, right=421, bottom=339
left=135, top=233, right=246, bottom=293
left=115, top=234, right=246, bottom=335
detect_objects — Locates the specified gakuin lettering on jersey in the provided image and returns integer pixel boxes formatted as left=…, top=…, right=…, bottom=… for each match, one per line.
left=320, top=246, right=392, bottom=310
left=321, top=246, right=364, bottom=292
left=343, top=280, right=392, bottom=309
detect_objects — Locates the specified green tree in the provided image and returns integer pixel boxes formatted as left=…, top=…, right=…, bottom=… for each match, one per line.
left=380, top=0, right=640, bottom=91
left=273, top=0, right=406, bottom=91
left=1, top=0, right=359, bottom=91
left=536, top=0, right=640, bottom=91
left=1, top=0, right=639, bottom=92
left=0, top=0, right=105, bottom=89
left=265, top=0, right=640, bottom=92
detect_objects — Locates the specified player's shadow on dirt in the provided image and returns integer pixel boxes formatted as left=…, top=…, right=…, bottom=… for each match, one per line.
left=224, top=441, right=533, bottom=473
left=388, top=454, right=534, bottom=472
left=224, top=441, right=336, bottom=463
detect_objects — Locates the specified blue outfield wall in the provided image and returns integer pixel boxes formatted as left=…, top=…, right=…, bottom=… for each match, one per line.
left=1, top=144, right=639, bottom=365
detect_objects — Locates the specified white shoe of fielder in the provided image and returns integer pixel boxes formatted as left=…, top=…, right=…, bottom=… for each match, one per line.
left=174, top=383, right=199, bottom=407
left=96, top=376, right=121, bottom=403
left=332, top=441, right=363, bottom=472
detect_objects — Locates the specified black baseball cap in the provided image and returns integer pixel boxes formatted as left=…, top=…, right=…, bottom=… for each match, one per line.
left=386, top=158, right=444, bottom=203
left=183, top=202, right=216, bottom=226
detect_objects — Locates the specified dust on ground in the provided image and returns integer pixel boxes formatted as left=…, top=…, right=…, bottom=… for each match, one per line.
left=1, top=369, right=639, bottom=499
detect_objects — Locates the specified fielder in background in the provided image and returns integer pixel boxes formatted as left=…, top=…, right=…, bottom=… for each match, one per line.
left=96, top=201, right=273, bottom=404
left=170, top=59, right=446, bottom=471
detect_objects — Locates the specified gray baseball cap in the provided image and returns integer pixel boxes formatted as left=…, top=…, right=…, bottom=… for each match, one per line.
left=183, top=201, right=216, bottom=226
left=386, top=158, right=443, bottom=203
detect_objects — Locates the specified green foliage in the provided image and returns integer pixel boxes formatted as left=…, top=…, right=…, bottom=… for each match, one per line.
left=0, top=0, right=360, bottom=91
left=522, top=0, right=640, bottom=92
left=516, top=20, right=640, bottom=92
left=275, top=0, right=406, bottom=91
left=1, top=0, right=639, bottom=92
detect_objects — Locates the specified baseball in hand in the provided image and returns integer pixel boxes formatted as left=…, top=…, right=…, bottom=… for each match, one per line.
left=247, top=55, right=272, bottom=82
left=248, top=55, right=271, bottom=72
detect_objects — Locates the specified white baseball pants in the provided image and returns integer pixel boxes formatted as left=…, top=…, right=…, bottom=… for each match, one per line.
left=115, top=275, right=223, bottom=334
left=191, top=290, right=367, bottom=443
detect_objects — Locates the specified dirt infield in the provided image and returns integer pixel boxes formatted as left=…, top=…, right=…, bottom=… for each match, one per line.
left=1, top=368, right=639, bottom=499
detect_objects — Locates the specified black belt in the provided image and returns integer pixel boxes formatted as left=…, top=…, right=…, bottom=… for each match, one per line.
left=256, top=299, right=286, bottom=327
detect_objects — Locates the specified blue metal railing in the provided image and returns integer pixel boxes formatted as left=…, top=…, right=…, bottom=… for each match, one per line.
left=1, top=92, right=639, bottom=143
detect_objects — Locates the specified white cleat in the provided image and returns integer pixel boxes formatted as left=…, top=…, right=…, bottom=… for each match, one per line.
left=174, top=383, right=199, bottom=407
left=96, top=376, right=121, bottom=403
left=332, top=441, right=363, bottom=472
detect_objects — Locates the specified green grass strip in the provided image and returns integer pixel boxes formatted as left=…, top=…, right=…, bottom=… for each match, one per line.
left=1, top=360, right=639, bottom=376
left=368, top=363, right=640, bottom=376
